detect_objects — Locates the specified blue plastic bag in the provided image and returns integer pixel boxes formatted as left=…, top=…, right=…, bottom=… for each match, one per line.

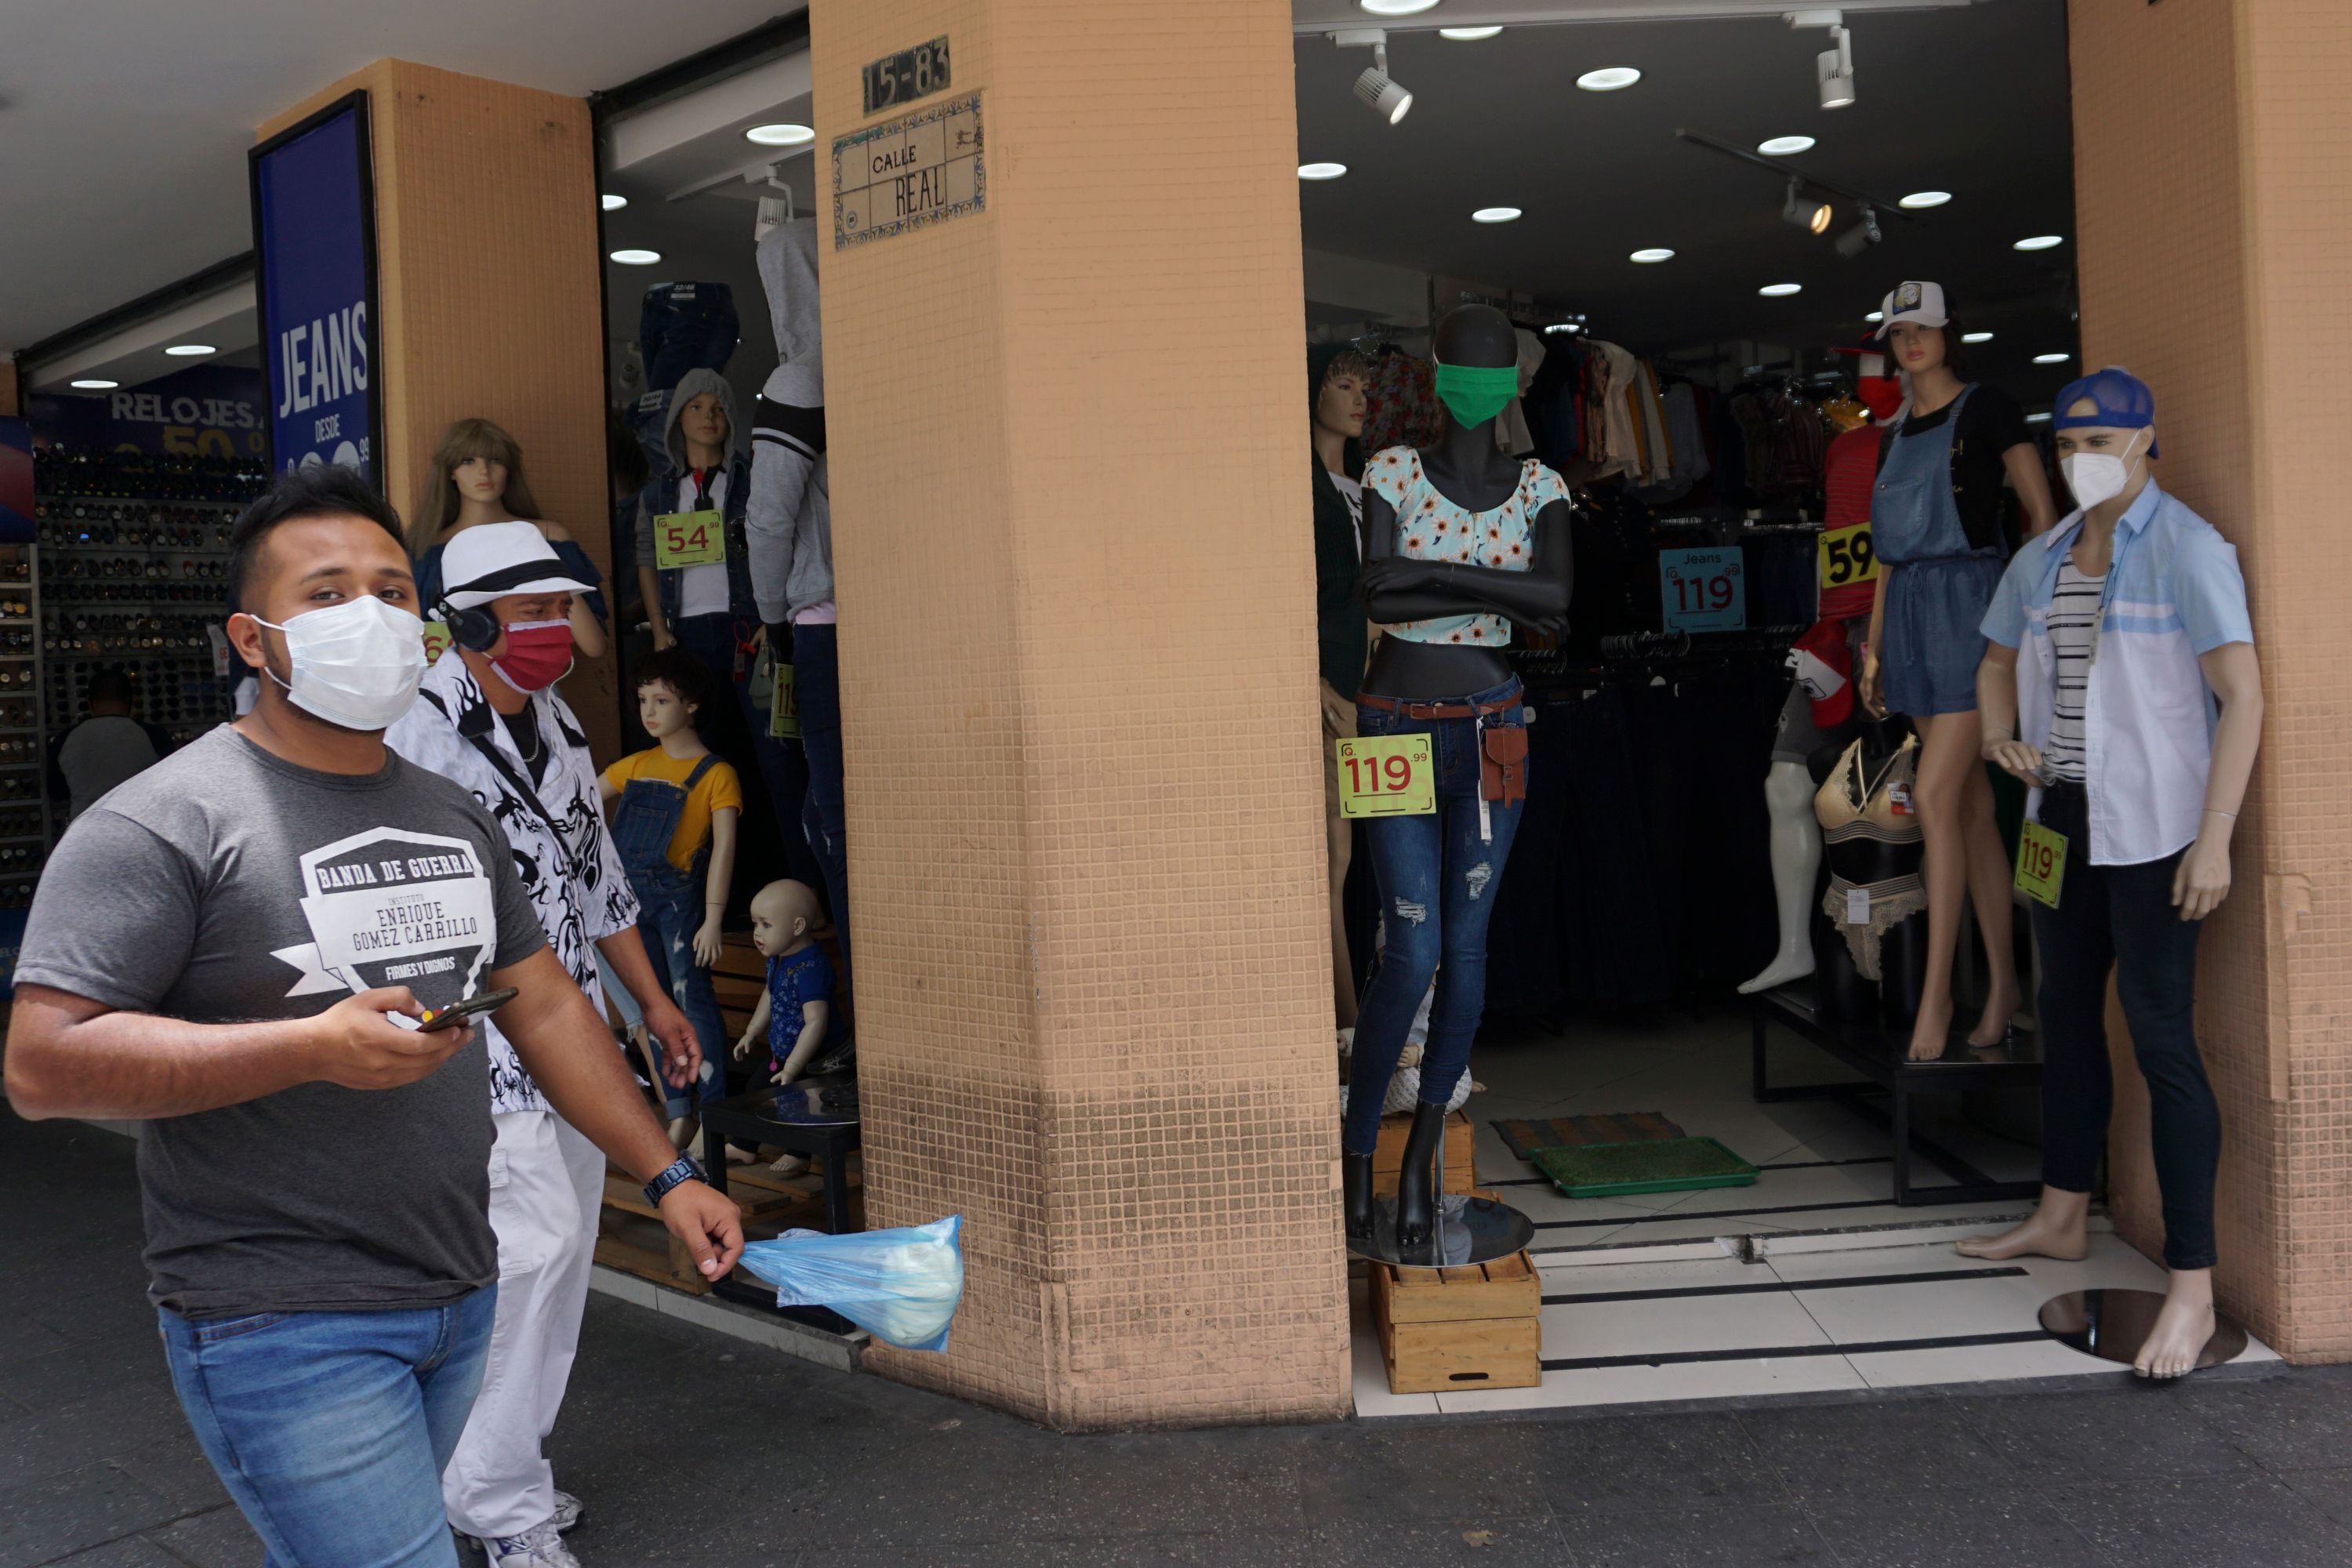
left=738, top=1215, right=964, bottom=1352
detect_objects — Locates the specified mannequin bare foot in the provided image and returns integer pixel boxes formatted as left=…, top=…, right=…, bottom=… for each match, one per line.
left=1906, top=994, right=1954, bottom=1061
left=1738, top=950, right=1816, bottom=996
left=724, top=1142, right=757, bottom=1166
left=769, top=1152, right=810, bottom=1178
left=1965, top=972, right=2023, bottom=1049
left=2136, top=1269, right=2217, bottom=1379
left=1955, top=1186, right=2091, bottom=1261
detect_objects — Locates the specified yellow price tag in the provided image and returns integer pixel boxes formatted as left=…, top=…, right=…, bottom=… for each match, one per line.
left=769, top=662, right=800, bottom=740
left=422, top=621, right=454, bottom=664
left=655, top=509, right=727, bottom=569
left=1818, top=524, right=1880, bottom=590
left=1337, top=735, right=1436, bottom=819
left=2015, top=819, right=2067, bottom=909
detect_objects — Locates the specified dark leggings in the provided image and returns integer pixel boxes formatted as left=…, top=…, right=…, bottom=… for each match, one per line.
left=2032, top=783, right=2219, bottom=1271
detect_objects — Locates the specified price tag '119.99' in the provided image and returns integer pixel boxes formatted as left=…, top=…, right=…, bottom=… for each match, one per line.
left=2014, top=820, right=2067, bottom=909
left=655, top=510, right=727, bottom=569
left=1337, top=735, right=1436, bottom=819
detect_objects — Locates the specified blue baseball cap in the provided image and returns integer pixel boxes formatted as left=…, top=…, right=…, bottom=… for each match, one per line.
left=2053, top=366, right=2158, bottom=458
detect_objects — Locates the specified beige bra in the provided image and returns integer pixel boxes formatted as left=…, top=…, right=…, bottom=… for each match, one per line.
left=1815, top=735, right=1922, bottom=844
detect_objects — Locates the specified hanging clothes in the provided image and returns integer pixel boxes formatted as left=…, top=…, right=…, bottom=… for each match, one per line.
left=1590, top=342, right=1642, bottom=482
left=1521, top=336, right=1584, bottom=472
left=1362, top=348, right=1444, bottom=454
left=1636, top=361, right=1675, bottom=485
left=1494, top=328, right=1547, bottom=458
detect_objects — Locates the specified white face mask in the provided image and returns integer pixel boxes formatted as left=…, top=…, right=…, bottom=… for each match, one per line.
left=2060, top=430, right=2151, bottom=511
left=252, top=594, right=429, bottom=731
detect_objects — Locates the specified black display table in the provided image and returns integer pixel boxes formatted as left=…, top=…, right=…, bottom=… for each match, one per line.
left=698, top=1078, right=862, bottom=1324
left=1750, top=983, right=2042, bottom=1206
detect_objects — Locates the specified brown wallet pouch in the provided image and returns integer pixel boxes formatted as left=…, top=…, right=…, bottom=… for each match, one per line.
left=1480, top=725, right=1529, bottom=807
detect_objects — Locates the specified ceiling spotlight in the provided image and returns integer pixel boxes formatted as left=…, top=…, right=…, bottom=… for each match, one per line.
left=1962, top=331, right=1994, bottom=343
left=745, top=123, right=815, bottom=147
left=1359, top=0, right=1440, bottom=13
left=1817, top=24, right=1856, bottom=107
left=2034, top=352, right=2072, bottom=364
left=1298, top=162, right=1348, bottom=180
left=1832, top=204, right=1882, bottom=259
left=1759, top=282, right=1804, bottom=297
left=1577, top=67, right=1642, bottom=92
left=1759, top=136, right=1816, bottom=156
left=1353, top=38, right=1415, bottom=125
left=1629, top=248, right=1676, bottom=263
left=70, top=379, right=119, bottom=390
left=601, top=193, right=628, bottom=212
left=163, top=343, right=216, bottom=357
left=1783, top=178, right=1834, bottom=235
left=2015, top=234, right=2065, bottom=251
left=1439, top=26, right=1504, bottom=40
left=1899, top=191, right=1951, bottom=209
left=1472, top=206, right=1523, bottom=223
left=610, top=249, right=662, bottom=265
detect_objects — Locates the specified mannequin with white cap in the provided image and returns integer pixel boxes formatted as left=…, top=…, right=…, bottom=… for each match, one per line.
left=1962, top=368, right=2262, bottom=1380
left=1856, top=281, right=2057, bottom=1061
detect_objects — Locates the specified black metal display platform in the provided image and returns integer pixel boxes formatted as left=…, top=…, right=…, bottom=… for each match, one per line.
left=1348, top=1194, right=1536, bottom=1269
left=2038, top=1288, right=2249, bottom=1374
left=699, top=1076, right=863, bottom=1322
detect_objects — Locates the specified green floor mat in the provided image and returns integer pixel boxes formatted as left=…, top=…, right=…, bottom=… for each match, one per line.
left=1532, top=1137, right=1759, bottom=1199
left=1491, top=1112, right=1685, bottom=1162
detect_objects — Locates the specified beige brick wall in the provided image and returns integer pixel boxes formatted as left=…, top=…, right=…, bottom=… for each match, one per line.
left=2070, top=0, right=2352, bottom=1358
left=810, top=0, right=1350, bottom=1425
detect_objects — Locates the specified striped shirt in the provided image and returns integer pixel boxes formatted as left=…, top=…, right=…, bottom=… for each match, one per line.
left=2042, top=561, right=2104, bottom=781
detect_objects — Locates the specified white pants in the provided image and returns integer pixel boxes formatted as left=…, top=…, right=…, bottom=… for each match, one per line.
left=442, top=1109, right=604, bottom=1540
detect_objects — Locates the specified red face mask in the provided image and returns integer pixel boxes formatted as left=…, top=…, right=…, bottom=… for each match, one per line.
left=1857, top=375, right=1904, bottom=421
left=493, top=619, right=574, bottom=692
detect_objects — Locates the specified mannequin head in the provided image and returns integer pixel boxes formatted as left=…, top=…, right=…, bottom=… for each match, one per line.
left=1432, top=304, right=1515, bottom=371
left=1312, top=350, right=1370, bottom=442
left=2054, top=406, right=2154, bottom=516
left=677, top=391, right=729, bottom=467
left=631, top=647, right=710, bottom=742
left=415, top=419, right=543, bottom=552
left=1886, top=318, right=1968, bottom=379
left=749, top=878, right=822, bottom=959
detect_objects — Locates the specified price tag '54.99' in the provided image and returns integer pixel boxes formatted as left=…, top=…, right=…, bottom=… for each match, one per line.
left=1337, top=735, right=1436, bottom=819
left=655, top=510, right=727, bottom=569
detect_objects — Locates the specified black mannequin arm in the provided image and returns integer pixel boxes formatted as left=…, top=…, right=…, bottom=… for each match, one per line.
left=1361, top=493, right=1572, bottom=635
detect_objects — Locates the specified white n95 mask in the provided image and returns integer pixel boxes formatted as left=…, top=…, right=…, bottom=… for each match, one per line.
left=2060, top=430, right=2150, bottom=511
left=252, top=594, right=429, bottom=731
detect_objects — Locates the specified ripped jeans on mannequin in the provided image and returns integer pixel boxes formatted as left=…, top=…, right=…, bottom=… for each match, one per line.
left=1342, top=680, right=1526, bottom=1157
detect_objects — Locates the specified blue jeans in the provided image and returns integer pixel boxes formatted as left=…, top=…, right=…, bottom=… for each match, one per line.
left=158, top=1287, right=496, bottom=1568
left=1343, top=681, right=1527, bottom=1156
left=674, top=612, right=826, bottom=895
left=794, top=621, right=851, bottom=993
left=634, top=869, right=729, bottom=1115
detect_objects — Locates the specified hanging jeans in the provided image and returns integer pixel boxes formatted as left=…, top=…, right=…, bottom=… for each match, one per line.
left=631, top=282, right=740, bottom=494
left=673, top=612, right=825, bottom=895
left=793, top=621, right=851, bottom=996
left=1343, top=679, right=1527, bottom=1157
left=2031, top=782, right=2219, bottom=1270
left=610, top=767, right=729, bottom=1116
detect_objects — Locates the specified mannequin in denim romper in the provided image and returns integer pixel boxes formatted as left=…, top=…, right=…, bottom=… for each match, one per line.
left=1345, top=305, right=1572, bottom=1250
left=1857, top=303, right=2054, bottom=1060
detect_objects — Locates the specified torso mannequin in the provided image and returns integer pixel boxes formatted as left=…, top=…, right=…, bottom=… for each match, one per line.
left=415, top=420, right=611, bottom=661
left=1809, top=728, right=1929, bottom=1030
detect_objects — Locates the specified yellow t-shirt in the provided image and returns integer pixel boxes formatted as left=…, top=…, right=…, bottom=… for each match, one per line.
left=601, top=747, right=744, bottom=873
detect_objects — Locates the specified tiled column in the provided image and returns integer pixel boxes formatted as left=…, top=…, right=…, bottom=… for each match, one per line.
left=2070, top=0, right=2352, bottom=1358
left=808, top=1, right=1349, bottom=1424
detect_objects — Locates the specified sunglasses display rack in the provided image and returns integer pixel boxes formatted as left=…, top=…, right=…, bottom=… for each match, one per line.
left=0, top=535, right=45, bottom=909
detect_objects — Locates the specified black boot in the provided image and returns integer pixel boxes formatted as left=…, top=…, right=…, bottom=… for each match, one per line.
left=1342, top=1152, right=1374, bottom=1244
left=1394, top=1101, right=1446, bottom=1254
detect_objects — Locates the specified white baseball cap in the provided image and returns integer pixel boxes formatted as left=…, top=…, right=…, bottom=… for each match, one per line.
left=439, top=521, right=594, bottom=610
left=1874, top=280, right=1949, bottom=338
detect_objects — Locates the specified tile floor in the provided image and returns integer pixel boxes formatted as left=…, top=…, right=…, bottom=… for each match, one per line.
left=1353, top=1005, right=2278, bottom=1417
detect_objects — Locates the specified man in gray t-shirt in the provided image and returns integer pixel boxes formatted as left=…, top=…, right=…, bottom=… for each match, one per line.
left=4, top=466, right=741, bottom=1568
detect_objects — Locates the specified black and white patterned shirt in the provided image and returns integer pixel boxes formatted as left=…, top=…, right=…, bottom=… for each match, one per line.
left=2043, top=561, right=2105, bottom=782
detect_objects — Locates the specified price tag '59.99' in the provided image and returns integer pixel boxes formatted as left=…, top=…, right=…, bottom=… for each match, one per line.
left=1337, top=735, right=1436, bottom=819
left=655, top=509, right=727, bottom=569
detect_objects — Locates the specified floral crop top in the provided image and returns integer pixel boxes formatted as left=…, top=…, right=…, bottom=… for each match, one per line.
left=1363, top=446, right=1570, bottom=647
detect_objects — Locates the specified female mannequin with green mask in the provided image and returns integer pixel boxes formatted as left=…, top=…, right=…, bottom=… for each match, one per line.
left=1343, top=304, right=1572, bottom=1252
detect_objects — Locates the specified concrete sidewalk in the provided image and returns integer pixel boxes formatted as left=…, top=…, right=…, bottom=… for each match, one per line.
left=7, top=1110, right=2352, bottom=1567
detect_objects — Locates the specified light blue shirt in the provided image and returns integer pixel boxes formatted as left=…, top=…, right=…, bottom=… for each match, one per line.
left=1981, top=482, right=2252, bottom=866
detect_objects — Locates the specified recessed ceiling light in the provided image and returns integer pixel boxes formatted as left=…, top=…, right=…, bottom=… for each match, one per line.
left=744, top=123, right=815, bottom=147
left=610, top=249, right=662, bottom=266
left=1298, top=162, right=1348, bottom=180
left=1962, top=331, right=1994, bottom=343
left=70, top=379, right=118, bottom=390
left=1577, top=67, right=1642, bottom=92
left=1758, top=136, right=1816, bottom=156
left=1542, top=322, right=1583, bottom=335
left=2015, top=234, right=2065, bottom=251
left=2025, top=412, right=2053, bottom=423
left=1472, top=206, right=1523, bottom=223
left=1358, top=0, right=1440, bottom=13
left=1899, top=191, right=1951, bottom=209
left=1629, top=248, right=1676, bottom=263
left=163, top=344, right=215, bottom=357
left=1759, top=282, right=1803, bottom=297
left=2034, top=352, right=2072, bottom=364
left=1864, top=310, right=1884, bottom=323
left=1439, top=26, right=1504, bottom=40
left=601, top=193, right=628, bottom=212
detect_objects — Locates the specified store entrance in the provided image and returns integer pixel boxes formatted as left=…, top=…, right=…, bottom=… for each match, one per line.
left=1294, top=2, right=2203, bottom=1413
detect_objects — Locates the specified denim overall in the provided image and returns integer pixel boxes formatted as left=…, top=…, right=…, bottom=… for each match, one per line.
left=1872, top=384, right=2008, bottom=717
left=612, top=756, right=728, bottom=1113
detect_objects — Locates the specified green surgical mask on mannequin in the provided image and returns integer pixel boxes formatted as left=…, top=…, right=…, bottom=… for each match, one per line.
left=1431, top=362, right=1519, bottom=428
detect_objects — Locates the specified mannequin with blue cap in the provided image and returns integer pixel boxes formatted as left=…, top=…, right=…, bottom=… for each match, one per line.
left=1962, top=367, right=2263, bottom=1379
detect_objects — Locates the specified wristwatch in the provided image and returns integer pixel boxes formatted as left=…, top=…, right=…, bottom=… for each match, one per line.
left=643, top=1154, right=707, bottom=1209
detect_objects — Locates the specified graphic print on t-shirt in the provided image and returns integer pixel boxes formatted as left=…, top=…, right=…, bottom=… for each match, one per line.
left=270, top=827, right=499, bottom=1008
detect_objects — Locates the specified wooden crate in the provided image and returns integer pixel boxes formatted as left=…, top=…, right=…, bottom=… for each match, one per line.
left=1370, top=1109, right=1478, bottom=1197
left=1369, top=1247, right=1541, bottom=1395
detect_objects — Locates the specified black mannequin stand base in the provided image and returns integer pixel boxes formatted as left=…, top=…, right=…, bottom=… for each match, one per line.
left=2038, top=1288, right=2249, bottom=1374
left=1348, top=1192, right=1534, bottom=1269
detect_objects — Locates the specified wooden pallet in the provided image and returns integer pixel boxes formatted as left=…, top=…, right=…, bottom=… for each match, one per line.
left=1371, top=1109, right=1478, bottom=1197
left=1369, top=1246, right=1541, bottom=1395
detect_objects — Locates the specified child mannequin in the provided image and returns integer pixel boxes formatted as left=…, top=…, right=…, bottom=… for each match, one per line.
left=599, top=648, right=741, bottom=1142
left=735, top=880, right=835, bottom=1175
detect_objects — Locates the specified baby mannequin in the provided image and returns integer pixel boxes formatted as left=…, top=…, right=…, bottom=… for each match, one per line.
left=735, top=879, right=835, bottom=1177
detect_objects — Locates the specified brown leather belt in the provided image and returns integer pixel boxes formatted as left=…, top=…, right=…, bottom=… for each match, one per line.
left=1354, top=688, right=1523, bottom=721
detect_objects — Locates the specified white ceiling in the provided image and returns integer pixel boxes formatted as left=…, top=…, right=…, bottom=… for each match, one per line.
left=0, top=0, right=796, bottom=354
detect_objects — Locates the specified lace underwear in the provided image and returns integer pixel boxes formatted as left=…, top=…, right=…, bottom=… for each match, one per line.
left=1823, top=871, right=1927, bottom=983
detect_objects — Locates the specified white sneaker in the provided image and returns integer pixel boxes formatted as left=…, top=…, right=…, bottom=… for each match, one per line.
left=551, top=1491, right=583, bottom=1533
left=484, top=1521, right=582, bottom=1567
